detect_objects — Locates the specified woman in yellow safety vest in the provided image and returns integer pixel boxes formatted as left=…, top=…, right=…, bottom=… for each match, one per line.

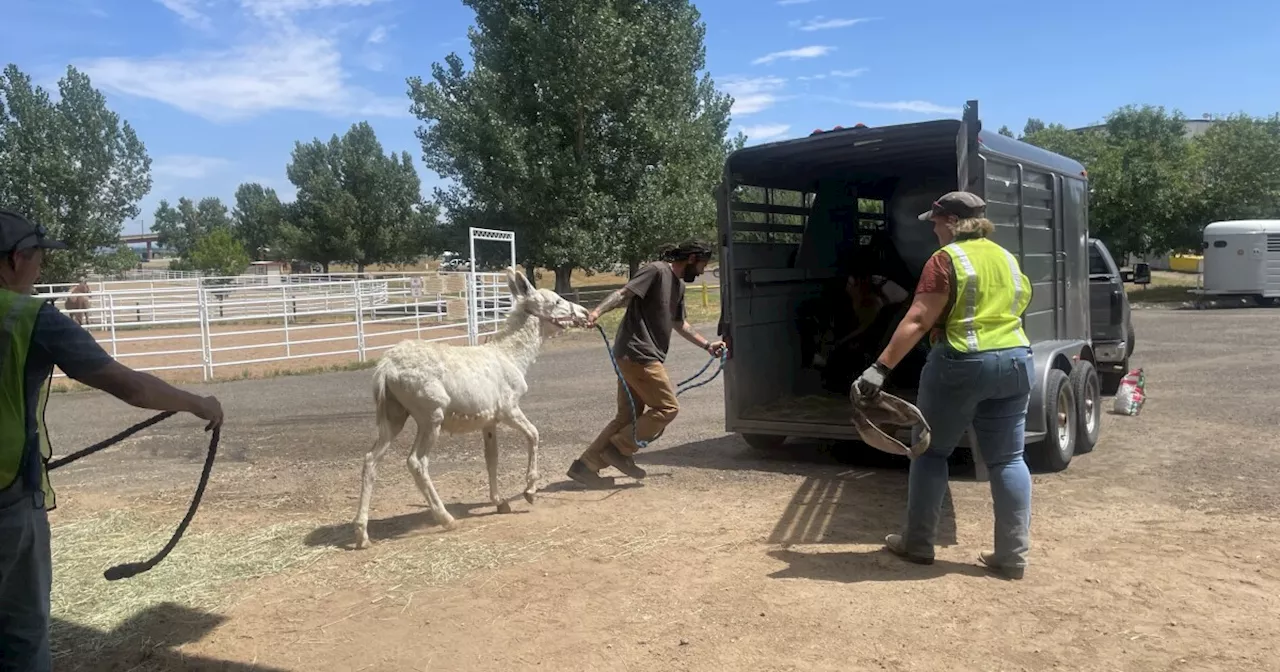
left=852, top=191, right=1034, bottom=580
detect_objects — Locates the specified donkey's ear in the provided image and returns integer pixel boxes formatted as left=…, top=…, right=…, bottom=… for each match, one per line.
left=505, top=268, right=519, bottom=297
left=512, top=269, right=534, bottom=297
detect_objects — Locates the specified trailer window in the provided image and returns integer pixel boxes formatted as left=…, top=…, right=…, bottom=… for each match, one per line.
left=1213, top=240, right=1227, bottom=248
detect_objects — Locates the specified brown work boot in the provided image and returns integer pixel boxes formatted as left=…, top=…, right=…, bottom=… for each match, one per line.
left=566, top=460, right=616, bottom=489
left=601, top=444, right=648, bottom=480
left=882, top=534, right=934, bottom=565
left=978, top=551, right=1025, bottom=580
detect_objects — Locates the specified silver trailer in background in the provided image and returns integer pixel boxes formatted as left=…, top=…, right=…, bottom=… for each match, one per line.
left=714, top=100, right=1103, bottom=472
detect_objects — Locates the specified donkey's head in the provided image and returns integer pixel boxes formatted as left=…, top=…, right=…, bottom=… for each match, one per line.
left=505, top=268, right=590, bottom=333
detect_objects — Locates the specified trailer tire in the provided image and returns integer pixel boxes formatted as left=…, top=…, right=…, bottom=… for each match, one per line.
left=1069, top=361, right=1101, bottom=454
left=741, top=433, right=787, bottom=452
left=1029, top=369, right=1075, bottom=472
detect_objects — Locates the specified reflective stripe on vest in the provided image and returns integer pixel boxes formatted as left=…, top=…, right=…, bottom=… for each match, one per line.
left=0, top=289, right=55, bottom=508
left=941, top=239, right=1032, bottom=353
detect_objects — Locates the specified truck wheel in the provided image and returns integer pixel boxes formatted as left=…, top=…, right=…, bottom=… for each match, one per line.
left=1126, top=325, right=1136, bottom=358
left=741, top=433, right=787, bottom=451
left=1069, top=361, right=1101, bottom=454
left=1029, top=369, right=1075, bottom=472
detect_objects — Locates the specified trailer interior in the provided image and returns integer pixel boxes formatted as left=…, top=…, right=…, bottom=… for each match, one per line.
left=720, top=118, right=1072, bottom=440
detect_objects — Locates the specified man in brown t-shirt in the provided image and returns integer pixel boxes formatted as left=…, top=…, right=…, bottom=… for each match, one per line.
left=567, top=241, right=726, bottom=488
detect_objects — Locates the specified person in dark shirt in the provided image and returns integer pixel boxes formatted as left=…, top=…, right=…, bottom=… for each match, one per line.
left=0, top=209, right=224, bottom=671
left=567, top=240, right=726, bottom=488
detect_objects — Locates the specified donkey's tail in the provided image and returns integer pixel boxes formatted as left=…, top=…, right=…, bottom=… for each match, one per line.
left=371, top=358, right=408, bottom=433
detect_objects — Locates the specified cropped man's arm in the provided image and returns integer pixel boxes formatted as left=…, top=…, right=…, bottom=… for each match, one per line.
left=75, top=362, right=221, bottom=429
left=592, top=287, right=634, bottom=318
left=675, top=320, right=711, bottom=349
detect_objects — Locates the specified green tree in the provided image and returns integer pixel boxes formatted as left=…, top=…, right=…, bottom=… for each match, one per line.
left=98, top=244, right=141, bottom=277
left=409, top=0, right=734, bottom=293
left=188, top=227, right=250, bottom=277
left=151, top=196, right=233, bottom=260
left=1188, top=113, right=1280, bottom=229
left=0, top=64, right=151, bottom=281
left=232, top=182, right=288, bottom=261
left=284, top=122, right=435, bottom=273
left=997, top=125, right=1014, bottom=137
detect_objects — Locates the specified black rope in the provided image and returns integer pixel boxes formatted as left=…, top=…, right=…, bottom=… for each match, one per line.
left=47, top=411, right=220, bottom=581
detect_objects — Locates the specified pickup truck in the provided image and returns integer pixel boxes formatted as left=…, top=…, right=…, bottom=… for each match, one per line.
left=1088, top=238, right=1148, bottom=394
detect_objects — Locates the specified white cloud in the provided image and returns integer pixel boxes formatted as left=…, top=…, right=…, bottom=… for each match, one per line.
left=239, top=0, right=387, bottom=19
left=722, top=76, right=787, bottom=116
left=153, top=154, right=230, bottom=180
left=81, top=33, right=407, bottom=122
left=739, top=124, right=791, bottom=143
left=752, top=45, right=834, bottom=65
left=155, top=0, right=212, bottom=29
left=851, top=100, right=962, bottom=115
left=798, top=68, right=868, bottom=81
left=84, top=0, right=407, bottom=122
left=797, top=17, right=874, bottom=31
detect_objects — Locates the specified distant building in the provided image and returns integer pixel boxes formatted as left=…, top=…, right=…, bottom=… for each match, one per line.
left=1070, top=118, right=1220, bottom=138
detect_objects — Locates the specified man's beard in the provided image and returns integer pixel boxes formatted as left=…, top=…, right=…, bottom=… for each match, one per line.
left=682, top=265, right=699, bottom=283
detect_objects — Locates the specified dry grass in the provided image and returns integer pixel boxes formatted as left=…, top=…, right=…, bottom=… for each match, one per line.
left=1127, top=270, right=1200, bottom=303
left=49, top=510, right=335, bottom=657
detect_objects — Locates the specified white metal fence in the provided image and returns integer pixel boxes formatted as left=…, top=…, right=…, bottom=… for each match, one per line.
left=40, top=272, right=514, bottom=381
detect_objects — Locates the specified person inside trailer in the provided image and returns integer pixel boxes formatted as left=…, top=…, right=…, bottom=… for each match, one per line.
left=797, top=246, right=909, bottom=394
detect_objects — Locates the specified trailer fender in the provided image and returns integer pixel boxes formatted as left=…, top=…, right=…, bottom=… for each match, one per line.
left=1027, top=340, right=1089, bottom=435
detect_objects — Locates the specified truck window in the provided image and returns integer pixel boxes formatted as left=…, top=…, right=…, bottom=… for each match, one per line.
left=1088, top=245, right=1111, bottom=276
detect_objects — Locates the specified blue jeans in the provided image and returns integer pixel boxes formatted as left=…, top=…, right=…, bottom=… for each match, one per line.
left=901, top=345, right=1035, bottom=566
left=0, top=492, right=52, bottom=672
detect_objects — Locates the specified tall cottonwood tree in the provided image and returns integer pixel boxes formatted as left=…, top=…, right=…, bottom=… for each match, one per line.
left=0, top=64, right=151, bottom=281
left=410, top=0, right=735, bottom=292
left=283, top=122, right=435, bottom=273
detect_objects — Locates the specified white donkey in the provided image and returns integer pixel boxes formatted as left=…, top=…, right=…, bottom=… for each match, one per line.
left=353, top=268, right=590, bottom=549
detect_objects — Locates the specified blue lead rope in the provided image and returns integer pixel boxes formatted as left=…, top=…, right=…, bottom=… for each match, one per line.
left=594, top=324, right=727, bottom=449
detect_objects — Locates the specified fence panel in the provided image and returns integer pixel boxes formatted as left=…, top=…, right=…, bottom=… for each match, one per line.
left=45, top=272, right=512, bottom=382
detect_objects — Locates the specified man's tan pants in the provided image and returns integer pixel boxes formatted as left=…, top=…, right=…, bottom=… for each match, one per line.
left=579, top=357, right=679, bottom=472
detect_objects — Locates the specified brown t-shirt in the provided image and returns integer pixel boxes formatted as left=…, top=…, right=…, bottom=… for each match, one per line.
left=915, top=251, right=955, bottom=347
left=613, top=261, right=686, bottom=363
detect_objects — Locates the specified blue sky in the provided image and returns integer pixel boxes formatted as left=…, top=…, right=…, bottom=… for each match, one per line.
left=4, top=0, right=1280, bottom=234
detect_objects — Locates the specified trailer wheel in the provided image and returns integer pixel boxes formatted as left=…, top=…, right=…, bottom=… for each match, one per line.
left=741, top=433, right=787, bottom=452
left=1029, top=369, right=1075, bottom=472
left=1253, top=295, right=1280, bottom=307
left=1069, top=361, right=1101, bottom=454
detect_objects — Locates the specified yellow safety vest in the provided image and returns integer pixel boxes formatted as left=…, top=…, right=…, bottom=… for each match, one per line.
left=939, top=238, right=1032, bottom=353
left=0, top=288, right=56, bottom=509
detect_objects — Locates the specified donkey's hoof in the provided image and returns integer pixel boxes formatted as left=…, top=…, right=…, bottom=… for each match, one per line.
left=497, top=501, right=513, bottom=514
left=524, top=491, right=536, bottom=505
left=438, top=517, right=459, bottom=531
left=354, top=536, right=371, bottom=550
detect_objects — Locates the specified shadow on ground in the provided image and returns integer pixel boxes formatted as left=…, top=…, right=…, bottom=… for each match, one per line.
left=303, top=500, right=529, bottom=549
left=52, top=602, right=287, bottom=671
left=765, top=548, right=993, bottom=583
left=641, top=435, right=961, bottom=548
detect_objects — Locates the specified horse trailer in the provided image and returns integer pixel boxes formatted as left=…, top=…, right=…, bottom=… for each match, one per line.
left=714, top=99, right=1113, bottom=473
left=1196, top=219, right=1280, bottom=307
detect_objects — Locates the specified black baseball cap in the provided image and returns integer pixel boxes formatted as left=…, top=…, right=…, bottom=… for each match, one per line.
left=0, top=209, right=67, bottom=253
left=918, top=191, right=986, bottom=221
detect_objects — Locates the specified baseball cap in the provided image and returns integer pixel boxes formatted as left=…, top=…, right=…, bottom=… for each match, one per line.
left=0, top=209, right=67, bottom=253
left=917, top=191, right=986, bottom=221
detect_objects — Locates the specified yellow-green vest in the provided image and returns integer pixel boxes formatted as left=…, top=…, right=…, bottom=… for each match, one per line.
left=939, top=238, right=1032, bottom=353
left=0, top=288, right=56, bottom=509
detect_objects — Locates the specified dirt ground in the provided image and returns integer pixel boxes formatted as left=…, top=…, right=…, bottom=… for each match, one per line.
left=40, top=307, right=1280, bottom=671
